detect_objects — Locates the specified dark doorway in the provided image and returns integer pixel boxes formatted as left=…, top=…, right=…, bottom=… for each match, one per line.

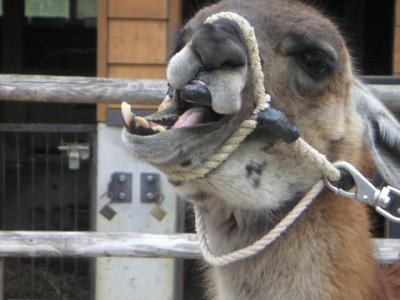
left=305, top=0, right=396, bottom=75
left=0, top=0, right=97, bottom=76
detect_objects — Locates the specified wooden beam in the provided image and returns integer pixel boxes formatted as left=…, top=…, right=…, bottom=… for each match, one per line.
left=97, top=0, right=109, bottom=122
left=0, top=232, right=397, bottom=263
left=0, top=232, right=200, bottom=259
left=394, top=26, right=400, bottom=73
left=0, top=74, right=166, bottom=104
left=368, top=84, right=400, bottom=112
left=97, top=0, right=108, bottom=77
left=169, top=0, right=182, bottom=31
left=373, top=238, right=400, bottom=263
left=168, top=0, right=182, bottom=52
left=108, top=0, right=168, bottom=19
left=397, top=0, right=400, bottom=26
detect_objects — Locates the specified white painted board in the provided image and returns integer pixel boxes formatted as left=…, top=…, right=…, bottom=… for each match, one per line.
left=96, top=124, right=178, bottom=300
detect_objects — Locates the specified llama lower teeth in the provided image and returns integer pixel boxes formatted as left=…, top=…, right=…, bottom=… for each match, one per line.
left=153, top=125, right=166, bottom=133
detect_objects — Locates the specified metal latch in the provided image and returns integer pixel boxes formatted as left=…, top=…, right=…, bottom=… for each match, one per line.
left=325, top=161, right=400, bottom=223
left=58, top=143, right=90, bottom=170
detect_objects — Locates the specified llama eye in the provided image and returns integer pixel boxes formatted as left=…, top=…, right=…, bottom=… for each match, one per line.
left=298, top=49, right=334, bottom=79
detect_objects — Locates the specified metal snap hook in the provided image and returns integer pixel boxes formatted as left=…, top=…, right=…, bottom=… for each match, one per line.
left=325, top=161, right=380, bottom=206
left=325, top=161, right=400, bottom=223
left=375, top=187, right=400, bottom=223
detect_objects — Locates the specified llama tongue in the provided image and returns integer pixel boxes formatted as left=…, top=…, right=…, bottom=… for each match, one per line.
left=173, top=106, right=208, bottom=128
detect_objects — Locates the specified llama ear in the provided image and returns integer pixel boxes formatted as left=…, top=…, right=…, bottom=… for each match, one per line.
left=352, top=81, right=400, bottom=187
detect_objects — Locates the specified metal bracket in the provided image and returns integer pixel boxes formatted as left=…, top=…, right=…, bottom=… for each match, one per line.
left=141, top=173, right=160, bottom=203
left=108, top=172, right=132, bottom=203
left=58, top=143, right=90, bottom=170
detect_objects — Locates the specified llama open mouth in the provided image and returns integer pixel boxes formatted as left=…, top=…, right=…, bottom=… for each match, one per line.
left=121, top=80, right=227, bottom=136
left=121, top=76, right=247, bottom=167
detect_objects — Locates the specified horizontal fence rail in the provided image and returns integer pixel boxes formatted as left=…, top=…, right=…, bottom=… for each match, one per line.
left=0, top=74, right=166, bottom=104
left=0, top=75, right=400, bottom=112
left=368, top=85, right=400, bottom=112
left=0, top=232, right=201, bottom=259
left=0, top=232, right=398, bottom=263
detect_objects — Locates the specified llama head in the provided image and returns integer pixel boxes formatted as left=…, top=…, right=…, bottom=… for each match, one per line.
left=122, top=0, right=400, bottom=209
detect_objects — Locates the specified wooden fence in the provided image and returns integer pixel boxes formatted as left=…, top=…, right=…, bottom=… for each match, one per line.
left=0, top=74, right=400, bottom=263
left=0, top=232, right=398, bottom=300
left=0, top=74, right=400, bottom=299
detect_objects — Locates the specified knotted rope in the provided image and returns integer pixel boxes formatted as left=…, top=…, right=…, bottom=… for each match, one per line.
left=166, top=12, right=342, bottom=266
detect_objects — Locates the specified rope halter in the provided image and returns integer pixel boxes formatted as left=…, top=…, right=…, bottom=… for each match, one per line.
left=166, top=12, right=341, bottom=183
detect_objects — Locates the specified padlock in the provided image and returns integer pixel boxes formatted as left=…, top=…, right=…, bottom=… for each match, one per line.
left=151, top=205, right=167, bottom=221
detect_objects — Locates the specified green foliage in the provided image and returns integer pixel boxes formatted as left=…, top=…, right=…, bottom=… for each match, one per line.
left=0, top=0, right=96, bottom=18
left=78, top=0, right=97, bottom=18
left=25, top=0, right=69, bottom=18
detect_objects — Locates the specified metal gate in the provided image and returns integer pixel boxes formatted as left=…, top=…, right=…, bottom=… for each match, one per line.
left=0, top=123, right=96, bottom=300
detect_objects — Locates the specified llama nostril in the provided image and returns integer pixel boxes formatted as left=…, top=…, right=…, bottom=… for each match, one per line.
left=192, top=22, right=247, bottom=71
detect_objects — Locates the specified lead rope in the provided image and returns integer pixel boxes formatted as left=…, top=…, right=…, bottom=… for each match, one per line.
left=165, top=12, right=342, bottom=267
left=195, top=181, right=325, bottom=267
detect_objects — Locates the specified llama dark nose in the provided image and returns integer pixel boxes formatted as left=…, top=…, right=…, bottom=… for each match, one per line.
left=191, top=21, right=247, bottom=71
left=179, top=72, right=211, bottom=107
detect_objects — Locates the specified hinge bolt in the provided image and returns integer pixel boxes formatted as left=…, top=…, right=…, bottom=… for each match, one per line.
left=118, top=192, right=127, bottom=201
left=146, top=192, right=155, bottom=201
left=119, top=174, right=127, bottom=183
left=146, top=175, right=155, bottom=183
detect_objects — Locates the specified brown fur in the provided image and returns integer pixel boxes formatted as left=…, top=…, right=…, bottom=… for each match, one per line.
left=384, top=263, right=400, bottom=299
left=184, top=1, right=400, bottom=298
